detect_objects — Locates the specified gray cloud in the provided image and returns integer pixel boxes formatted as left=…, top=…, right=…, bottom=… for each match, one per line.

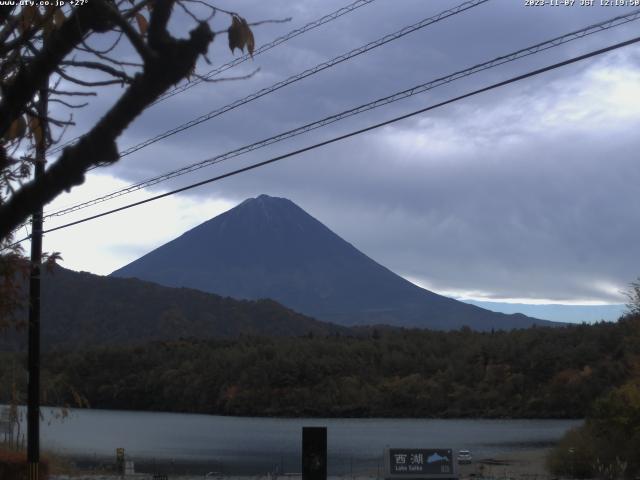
left=55, top=0, right=640, bottom=303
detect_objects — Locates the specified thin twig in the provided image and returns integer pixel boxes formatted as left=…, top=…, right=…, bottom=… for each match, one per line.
left=121, top=0, right=154, bottom=20
left=55, top=68, right=125, bottom=87
left=61, top=60, right=134, bottom=83
left=49, top=98, right=89, bottom=109
left=105, top=7, right=155, bottom=63
left=193, top=66, right=259, bottom=83
left=211, top=16, right=292, bottom=36
left=248, top=18, right=292, bottom=27
left=81, top=44, right=144, bottom=68
left=176, top=1, right=200, bottom=24
left=48, top=89, right=97, bottom=96
left=79, top=31, right=124, bottom=56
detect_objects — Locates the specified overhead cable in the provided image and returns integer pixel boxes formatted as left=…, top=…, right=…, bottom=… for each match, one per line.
left=6, top=33, right=633, bottom=248
left=112, top=0, right=491, bottom=159
left=41, top=8, right=640, bottom=221
left=48, top=0, right=378, bottom=155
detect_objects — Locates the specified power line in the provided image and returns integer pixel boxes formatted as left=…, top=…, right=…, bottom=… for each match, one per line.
left=40, top=0, right=492, bottom=218
left=48, top=0, right=377, bottom=156
left=153, top=0, right=376, bottom=105
left=41, top=8, right=640, bottom=221
left=6, top=33, right=636, bottom=249
left=111, top=0, right=491, bottom=159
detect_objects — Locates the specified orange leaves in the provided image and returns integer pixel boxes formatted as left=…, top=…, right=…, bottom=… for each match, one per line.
left=227, top=15, right=255, bottom=57
left=19, top=5, right=40, bottom=34
left=2, top=115, right=45, bottom=147
left=135, top=13, right=149, bottom=35
left=0, top=446, right=49, bottom=480
left=15, top=5, right=65, bottom=38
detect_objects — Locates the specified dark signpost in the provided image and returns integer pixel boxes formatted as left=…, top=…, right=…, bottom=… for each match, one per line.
left=302, top=427, right=327, bottom=480
left=384, top=449, right=457, bottom=480
left=116, top=448, right=125, bottom=476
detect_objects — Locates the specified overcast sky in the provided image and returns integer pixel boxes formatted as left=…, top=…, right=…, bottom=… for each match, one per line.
left=38, top=0, right=640, bottom=320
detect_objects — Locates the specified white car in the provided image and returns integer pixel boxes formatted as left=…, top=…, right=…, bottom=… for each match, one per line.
left=457, top=450, right=472, bottom=464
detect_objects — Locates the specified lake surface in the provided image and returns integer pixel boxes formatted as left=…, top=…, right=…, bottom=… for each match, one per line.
left=19, top=407, right=582, bottom=474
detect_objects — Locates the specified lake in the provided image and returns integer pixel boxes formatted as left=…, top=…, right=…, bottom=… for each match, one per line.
left=17, top=407, right=582, bottom=475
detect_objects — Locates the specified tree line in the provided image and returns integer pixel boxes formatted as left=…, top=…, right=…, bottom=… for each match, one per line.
left=1, top=314, right=638, bottom=419
left=547, top=359, right=640, bottom=478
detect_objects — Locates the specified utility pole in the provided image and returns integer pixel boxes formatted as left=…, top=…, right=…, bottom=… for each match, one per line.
left=27, top=85, right=47, bottom=480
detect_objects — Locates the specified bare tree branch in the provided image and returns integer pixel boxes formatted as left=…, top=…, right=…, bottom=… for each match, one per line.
left=0, top=10, right=19, bottom=44
left=60, top=60, right=134, bottom=83
left=148, top=0, right=174, bottom=50
left=212, top=16, right=290, bottom=35
left=0, top=20, right=42, bottom=57
left=0, top=5, right=15, bottom=23
left=105, top=9, right=155, bottom=63
left=193, top=66, right=259, bottom=84
left=0, top=0, right=116, bottom=136
left=78, top=31, right=124, bottom=56
left=48, top=98, right=89, bottom=109
left=78, top=41, right=144, bottom=68
left=0, top=8, right=215, bottom=238
left=247, top=18, right=292, bottom=27
left=55, top=67, right=126, bottom=87
left=48, top=89, right=97, bottom=96
left=121, top=0, right=154, bottom=20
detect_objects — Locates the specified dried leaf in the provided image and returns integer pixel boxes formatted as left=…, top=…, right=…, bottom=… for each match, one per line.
left=53, top=8, right=65, bottom=29
left=28, top=115, right=44, bottom=147
left=19, top=6, right=40, bottom=34
left=227, top=15, right=255, bottom=56
left=135, top=13, right=148, bottom=35
left=227, top=15, right=244, bottom=54
left=240, top=17, right=255, bottom=57
left=4, top=117, right=27, bottom=142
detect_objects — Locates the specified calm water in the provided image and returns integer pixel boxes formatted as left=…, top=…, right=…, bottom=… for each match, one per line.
left=17, top=407, right=581, bottom=474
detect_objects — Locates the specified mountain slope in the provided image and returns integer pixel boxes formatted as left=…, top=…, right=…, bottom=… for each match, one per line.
left=1, top=266, right=346, bottom=351
left=112, top=194, right=554, bottom=330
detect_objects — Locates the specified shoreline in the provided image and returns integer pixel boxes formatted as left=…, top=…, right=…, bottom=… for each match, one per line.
left=5, top=403, right=586, bottom=420
left=49, top=449, right=553, bottom=480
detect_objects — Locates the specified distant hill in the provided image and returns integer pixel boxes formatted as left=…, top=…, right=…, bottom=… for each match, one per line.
left=112, top=194, right=555, bottom=330
left=0, top=266, right=347, bottom=351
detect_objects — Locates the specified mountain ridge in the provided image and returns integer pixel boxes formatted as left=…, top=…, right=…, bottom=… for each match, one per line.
left=112, top=194, right=555, bottom=330
left=0, top=265, right=348, bottom=351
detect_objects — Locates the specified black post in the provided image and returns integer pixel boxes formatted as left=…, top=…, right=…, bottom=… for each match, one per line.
left=302, top=426, right=327, bottom=480
left=27, top=87, right=47, bottom=480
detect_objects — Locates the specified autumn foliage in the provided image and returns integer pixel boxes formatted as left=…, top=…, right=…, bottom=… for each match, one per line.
left=547, top=326, right=640, bottom=479
left=0, top=447, right=48, bottom=480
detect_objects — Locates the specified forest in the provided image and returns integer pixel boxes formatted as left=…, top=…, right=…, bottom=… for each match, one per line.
left=1, top=314, right=638, bottom=419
